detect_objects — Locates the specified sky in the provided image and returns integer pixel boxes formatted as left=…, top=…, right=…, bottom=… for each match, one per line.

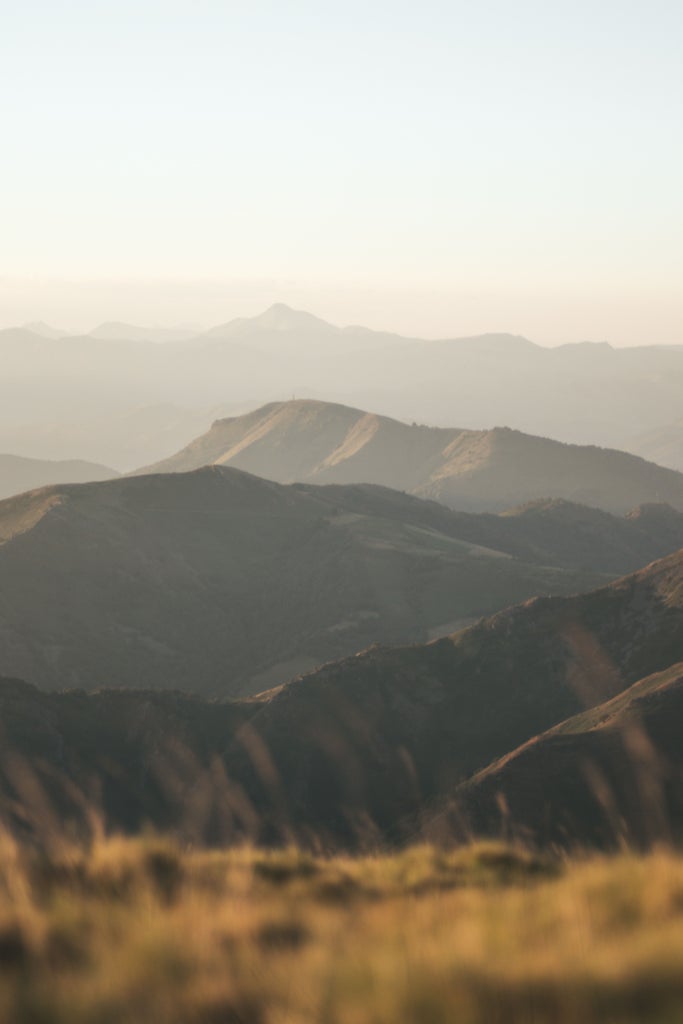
left=2, top=0, right=682, bottom=344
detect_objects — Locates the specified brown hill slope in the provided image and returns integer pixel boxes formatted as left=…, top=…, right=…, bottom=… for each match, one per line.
left=219, top=548, right=683, bottom=844
left=0, top=677, right=257, bottom=844
left=315, top=488, right=683, bottom=575
left=0, top=468, right=608, bottom=696
left=444, top=662, right=683, bottom=850
left=140, top=400, right=683, bottom=514
left=3, top=551, right=683, bottom=848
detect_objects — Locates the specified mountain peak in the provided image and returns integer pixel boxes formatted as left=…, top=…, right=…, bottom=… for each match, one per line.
left=201, top=304, right=337, bottom=343
left=22, top=321, right=66, bottom=339
left=250, top=303, right=335, bottom=332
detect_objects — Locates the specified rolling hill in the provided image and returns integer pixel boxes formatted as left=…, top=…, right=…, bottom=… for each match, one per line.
left=3, top=548, right=683, bottom=848
left=140, top=399, right=683, bottom=514
left=0, top=453, right=116, bottom=500
left=0, top=468, right=611, bottom=696
left=0, top=676, right=256, bottom=844
left=216, top=546, right=683, bottom=845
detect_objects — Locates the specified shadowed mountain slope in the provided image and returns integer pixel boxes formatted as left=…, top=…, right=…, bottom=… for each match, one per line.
left=0, top=453, right=117, bottom=500
left=0, top=468, right=610, bottom=696
left=141, top=400, right=683, bottom=514
left=3, top=551, right=683, bottom=848
left=443, top=662, right=683, bottom=850
left=314, top=488, right=683, bottom=575
left=0, top=677, right=258, bottom=844
left=218, top=549, right=683, bottom=845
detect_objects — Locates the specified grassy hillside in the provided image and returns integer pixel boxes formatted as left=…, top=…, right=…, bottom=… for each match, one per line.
left=141, top=399, right=683, bottom=514
left=0, top=453, right=116, bottom=500
left=0, top=835, right=682, bottom=1023
left=0, top=468, right=611, bottom=696
left=0, top=677, right=257, bottom=845
left=445, top=663, right=683, bottom=849
left=314, top=486, right=683, bottom=574
left=217, top=547, right=683, bottom=846
left=3, top=549, right=683, bottom=850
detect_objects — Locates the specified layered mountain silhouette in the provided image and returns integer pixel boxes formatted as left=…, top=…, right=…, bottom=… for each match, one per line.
left=0, top=453, right=116, bottom=501
left=22, top=321, right=69, bottom=339
left=2, top=549, right=683, bottom=848
left=141, top=400, right=683, bottom=515
left=0, top=467, right=617, bottom=696
left=5, top=305, right=683, bottom=469
left=216, top=547, right=683, bottom=845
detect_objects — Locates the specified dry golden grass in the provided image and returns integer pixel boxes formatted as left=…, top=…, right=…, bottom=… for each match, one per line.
left=0, top=835, right=682, bottom=1022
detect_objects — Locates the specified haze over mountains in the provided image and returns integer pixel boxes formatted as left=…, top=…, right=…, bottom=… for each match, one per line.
left=143, top=399, right=683, bottom=515
left=3, top=304, right=683, bottom=471
left=629, top=418, right=683, bottom=473
left=2, top=302, right=683, bottom=855
left=0, top=453, right=116, bottom=501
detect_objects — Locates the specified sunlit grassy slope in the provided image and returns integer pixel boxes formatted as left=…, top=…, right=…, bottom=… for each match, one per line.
left=1, top=836, right=683, bottom=1023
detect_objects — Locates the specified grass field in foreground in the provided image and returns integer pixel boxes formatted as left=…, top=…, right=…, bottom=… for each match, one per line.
left=1, top=836, right=683, bottom=1023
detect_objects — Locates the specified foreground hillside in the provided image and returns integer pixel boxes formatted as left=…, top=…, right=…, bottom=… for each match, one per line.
left=0, top=468, right=613, bottom=695
left=142, top=399, right=683, bottom=514
left=446, top=662, right=683, bottom=849
left=220, top=548, right=683, bottom=846
left=0, top=836, right=682, bottom=1024
left=0, top=452, right=116, bottom=500
left=3, top=549, right=683, bottom=849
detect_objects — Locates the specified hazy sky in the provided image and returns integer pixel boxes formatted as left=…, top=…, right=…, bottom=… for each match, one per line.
left=2, top=0, right=682, bottom=344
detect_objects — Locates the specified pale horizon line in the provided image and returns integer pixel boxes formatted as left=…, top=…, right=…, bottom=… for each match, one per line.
left=2, top=300, right=680, bottom=350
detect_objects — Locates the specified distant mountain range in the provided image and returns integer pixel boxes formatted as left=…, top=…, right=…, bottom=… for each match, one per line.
left=0, top=453, right=116, bottom=500
left=141, top=399, right=683, bottom=515
left=87, top=321, right=200, bottom=343
left=3, top=304, right=683, bottom=469
left=2, top=546, right=683, bottom=849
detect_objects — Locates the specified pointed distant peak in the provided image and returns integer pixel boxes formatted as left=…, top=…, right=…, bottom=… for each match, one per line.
left=263, top=302, right=297, bottom=316
left=22, top=321, right=67, bottom=339
left=251, top=303, right=335, bottom=332
left=202, top=304, right=338, bottom=342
